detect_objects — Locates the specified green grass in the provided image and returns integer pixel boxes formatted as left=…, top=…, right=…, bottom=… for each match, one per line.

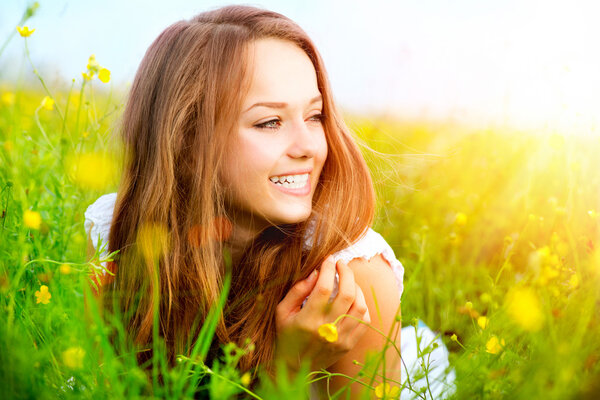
left=2, top=3, right=600, bottom=399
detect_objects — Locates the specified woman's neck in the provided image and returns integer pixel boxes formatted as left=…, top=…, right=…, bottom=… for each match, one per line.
left=225, top=215, right=268, bottom=265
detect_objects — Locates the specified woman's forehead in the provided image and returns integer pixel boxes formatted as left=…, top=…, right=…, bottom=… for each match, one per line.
left=242, top=38, right=320, bottom=109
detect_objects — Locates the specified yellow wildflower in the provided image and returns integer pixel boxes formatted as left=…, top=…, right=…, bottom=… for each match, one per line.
left=505, top=287, right=544, bottom=332
left=136, top=223, right=170, bottom=263
left=24, top=210, right=41, bottom=230
left=374, top=382, right=400, bottom=399
left=35, top=285, right=51, bottom=304
left=87, top=54, right=100, bottom=73
left=477, top=316, right=489, bottom=330
left=82, top=72, right=93, bottom=81
left=66, top=152, right=116, bottom=190
left=486, top=336, right=505, bottom=354
left=318, top=323, right=338, bottom=343
left=454, top=212, right=467, bottom=226
left=465, top=301, right=473, bottom=311
left=240, top=372, right=251, bottom=386
left=539, top=265, right=559, bottom=285
left=98, top=68, right=111, bottom=83
left=1, top=92, right=15, bottom=106
left=59, top=264, right=71, bottom=275
left=569, top=274, right=579, bottom=289
left=40, top=96, right=54, bottom=111
left=450, top=334, right=458, bottom=342
left=62, top=346, right=85, bottom=369
left=480, top=292, right=492, bottom=303
left=16, top=26, right=35, bottom=37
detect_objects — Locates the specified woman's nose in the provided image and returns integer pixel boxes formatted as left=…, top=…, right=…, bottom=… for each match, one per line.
left=287, top=119, right=321, bottom=159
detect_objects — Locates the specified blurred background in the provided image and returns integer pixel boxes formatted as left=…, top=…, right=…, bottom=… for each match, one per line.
left=1, top=0, right=599, bottom=135
left=2, top=1, right=600, bottom=399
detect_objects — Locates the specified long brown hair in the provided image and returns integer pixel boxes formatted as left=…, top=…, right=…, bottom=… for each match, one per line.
left=104, top=4, right=375, bottom=376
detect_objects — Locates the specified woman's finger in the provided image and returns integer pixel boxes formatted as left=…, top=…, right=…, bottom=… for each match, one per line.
left=337, top=283, right=370, bottom=335
left=303, top=255, right=337, bottom=313
left=328, top=260, right=356, bottom=318
left=275, top=269, right=319, bottom=323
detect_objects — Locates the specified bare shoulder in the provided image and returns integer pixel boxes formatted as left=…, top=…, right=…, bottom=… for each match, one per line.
left=347, top=254, right=401, bottom=308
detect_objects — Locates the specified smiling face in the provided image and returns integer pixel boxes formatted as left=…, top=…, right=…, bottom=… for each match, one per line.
left=221, top=38, right=328, bottom=234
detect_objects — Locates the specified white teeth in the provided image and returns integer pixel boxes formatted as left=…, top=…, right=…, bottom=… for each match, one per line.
left=269, top=173, right=309, bottom=188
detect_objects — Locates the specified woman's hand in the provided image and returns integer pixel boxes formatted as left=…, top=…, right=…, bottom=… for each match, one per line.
left=274, top=256, right=371, bottom=373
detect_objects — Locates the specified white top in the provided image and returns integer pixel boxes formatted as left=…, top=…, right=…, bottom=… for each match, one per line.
left=84, top=193, right=404, bottom=300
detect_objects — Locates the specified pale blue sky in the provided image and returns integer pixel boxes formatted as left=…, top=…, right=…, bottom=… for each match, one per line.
left=1, top=0, right=599, bottom=135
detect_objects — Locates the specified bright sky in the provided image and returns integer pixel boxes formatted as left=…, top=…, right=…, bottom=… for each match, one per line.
left=1, top=0, right=599, bottom=135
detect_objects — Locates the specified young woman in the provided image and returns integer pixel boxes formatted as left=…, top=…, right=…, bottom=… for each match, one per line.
left=84, top=5, right=454, bottom=398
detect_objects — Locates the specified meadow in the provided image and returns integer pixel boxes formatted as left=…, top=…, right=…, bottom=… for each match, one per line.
left=1, top=4, right=600, bottom=399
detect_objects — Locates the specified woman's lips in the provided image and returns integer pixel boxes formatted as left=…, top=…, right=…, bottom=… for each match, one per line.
left=269, top=179, right=311, bottom=196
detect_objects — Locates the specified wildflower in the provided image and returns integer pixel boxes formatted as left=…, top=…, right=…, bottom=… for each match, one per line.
left=59, top=264, right=71, bottom=275
left=87, top=54, right=100, bottom=73
left=82, top=72, right=93, bottom=81
left=458, top=303, right=479, bottom=318
left=486, top=336, right=505, bottom=354
left=40, top=96, right=54, bottom=111
left=62, top=346, right=85, bottom=369
left=318, top=323, right=338, bottom=343
left=16, top=26, right=35, bottom=37
left=24, top=210, right=41, bottom=230
left=67, top=152, right=116, bottom=190
left=98, top=68, right=111, bottom=83
left=240, top=372, right=251, bottom=387
left=539, top=265, right=559, bottom=285
left=477, top=316, right=489, bottom=329
left=35, top=285, right=51, bottom=304
left=136, top=223, right=170, bottom=263
left=480, top=292, right=492, bottom=303
left=374, top=382, right=400, bottom=399
left=569, top=274, right=579, bottom=289
left=454, top=212, right=467, bottom=226
left=450, top=334, right=458, bottom=342
left=505, top=287, right=544, bottom=332
left=1, top=92, right=15, bottom=106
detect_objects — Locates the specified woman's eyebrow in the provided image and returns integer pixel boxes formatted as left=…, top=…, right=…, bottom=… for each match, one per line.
left=243, top=94, right=322, bottom=113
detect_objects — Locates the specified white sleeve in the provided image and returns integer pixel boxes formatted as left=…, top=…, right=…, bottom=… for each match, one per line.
left=84, top=192, right=117, bottom=262
left=302, top=228, right=405, bottom=307
left=330, top=228, right=405, bottom=299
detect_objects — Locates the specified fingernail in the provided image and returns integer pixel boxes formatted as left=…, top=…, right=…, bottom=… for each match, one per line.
left=309, top=269, right=318, bottom=280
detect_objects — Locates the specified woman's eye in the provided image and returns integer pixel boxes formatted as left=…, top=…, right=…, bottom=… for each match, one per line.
left=255, top=119, right=280, bottom=130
